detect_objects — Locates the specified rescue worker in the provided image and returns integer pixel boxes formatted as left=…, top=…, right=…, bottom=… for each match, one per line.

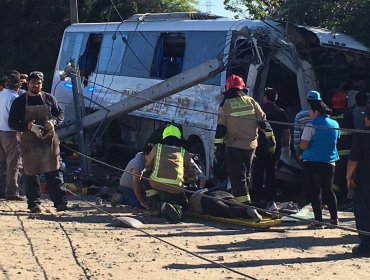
left=346, top=106, right=370, bottom=257
left=214, top=74, right=271, bottom=204
left=145, top=125, right=196, bottom=223
left=252, top=127, right=276, bottom=203
left=8, top=71, right=67, bottom=213
left=110, top=144, right=152, bottom=209
left=261, top=87, right=290, bottom=163
left=331, top=91, right=353, bottom=200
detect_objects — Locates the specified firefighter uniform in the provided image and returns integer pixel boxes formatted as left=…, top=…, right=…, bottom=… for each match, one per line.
left=214, top=75, right=268, bottom=203
left=145, top=125, right=196, bottom=207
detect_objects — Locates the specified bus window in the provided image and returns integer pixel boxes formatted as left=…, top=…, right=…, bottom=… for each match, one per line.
left=58, top=32, right=86, bottom=70
left=151, top=33, right=186, bottom=79
left=121, top=31, right=158, bottom=78
left=78, top=33, right=103, bottom=86
left=182, top=31, right=226, bottom=85
left=97, top=32, right=127, bottom=75
left=228, top=38, right=257, bottom=78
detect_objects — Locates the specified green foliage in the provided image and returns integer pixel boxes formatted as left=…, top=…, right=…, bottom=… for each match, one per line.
left=0, top=0, right=198, bottom=91
left=223, top=0, right=370, bottom=47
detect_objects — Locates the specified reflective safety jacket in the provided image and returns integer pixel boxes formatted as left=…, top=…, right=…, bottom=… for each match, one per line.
left=214, top=89, right=267, bottom=150
left=145, top=144, right=196, bottom=194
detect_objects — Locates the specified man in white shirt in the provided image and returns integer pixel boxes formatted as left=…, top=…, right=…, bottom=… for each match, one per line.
left=0, top=71, right=22, bottom=200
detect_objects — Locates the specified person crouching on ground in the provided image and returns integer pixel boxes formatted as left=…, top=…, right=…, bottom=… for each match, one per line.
left=299, top=91, right=339, bottom=229
left=346, top=106, right=370, bottom=257
left=8, top=71, right=67, bottom=213
left=145, top=125, right=196, bottom=223
left=111, top=144, right=152, bottom=209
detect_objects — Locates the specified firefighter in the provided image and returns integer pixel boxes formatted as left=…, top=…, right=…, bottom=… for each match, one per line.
left=145, top=125, right=196, bottom=223
left=331, top=91, right=353, bottom=200
left=214, top=74, right=271, bottom=204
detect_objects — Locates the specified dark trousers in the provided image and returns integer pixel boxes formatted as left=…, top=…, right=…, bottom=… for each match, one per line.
left=158, top=191, right=188, bottom=209
left=303, top=161, right=338, bottom=221
left=201, top=190, right=247, bottom=219
left=117, top=185, right=146, bottom=208
left=354, top=189, right=370, bottom=250
left=25, top=170, right=67, bottom=209
left=333, top=156, right=348, bottom=198
left=0, top=131, right=21, bottom=195
left=252, top=150, right=275, bottom=202
left=227, top=147, right=255, bottom=198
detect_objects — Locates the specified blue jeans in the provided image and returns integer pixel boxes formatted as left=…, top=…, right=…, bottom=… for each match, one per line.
left=25, top=170, right=67, bottom=209
left=118, top=186, right=145, bottom=208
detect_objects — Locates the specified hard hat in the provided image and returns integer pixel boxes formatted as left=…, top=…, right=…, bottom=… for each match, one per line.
left=307, top=90, right=321, bottom=101
left=332, top=91, right=347, bottom=109
left=162, top=125, right=181, bottom=140
left=225, top=75, right=245, bottom=91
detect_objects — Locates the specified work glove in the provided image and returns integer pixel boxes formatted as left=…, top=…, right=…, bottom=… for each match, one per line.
left=213, top=144, right=227, bottom=181
left=42, top=119, right=57, bottom=138
left=30, top=123, right=44, bottom=139
left=43, top=119, right=57, bottom=131
left=213, top=144, right=226, bottom=165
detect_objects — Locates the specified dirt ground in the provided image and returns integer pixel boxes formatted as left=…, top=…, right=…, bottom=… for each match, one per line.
left=0, top=195, right=369, bottom=280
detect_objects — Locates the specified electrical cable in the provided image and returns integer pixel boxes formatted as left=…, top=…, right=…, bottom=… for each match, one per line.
left=60, top=143, right=370, bottom=237
left=69, top=72, right=370, bottom=135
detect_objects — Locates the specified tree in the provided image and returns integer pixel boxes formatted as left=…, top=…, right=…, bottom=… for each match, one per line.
left=224, top=0, right=370, bottom=47
left=0, top=0, right=199, bottom=91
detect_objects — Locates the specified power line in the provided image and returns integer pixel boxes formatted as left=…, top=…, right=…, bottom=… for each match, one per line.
left=71, top=72, right=370, bottom=136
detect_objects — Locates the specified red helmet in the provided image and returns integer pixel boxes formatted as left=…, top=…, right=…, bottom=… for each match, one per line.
left=225, top=75, right=245, bottom=91
left=332, top=91, right=347, bottom=109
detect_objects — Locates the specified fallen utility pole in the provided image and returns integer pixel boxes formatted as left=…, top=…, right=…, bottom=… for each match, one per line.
left=60, top=61, right=92, bottom=174
left=57, top=58, right=225, bottom=140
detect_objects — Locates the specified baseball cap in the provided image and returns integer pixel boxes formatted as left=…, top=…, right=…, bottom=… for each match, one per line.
left=307, top=90, right=321, bottom=100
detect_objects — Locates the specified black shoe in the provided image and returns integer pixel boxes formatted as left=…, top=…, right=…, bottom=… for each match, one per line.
left=5, top=194, right=25, bottom=201
left=30, top=205, right=42, bottom=213
left=164, top=203, right=182, bottom=223
left=352, top=245, right=370, bottom=257
left=110, top=193, right=123, bottom=207
left=0, top=191, right=5, bottom=199
left=307, top=223, right=325, bottom=229
left=56, top=204, right=68, bottom=211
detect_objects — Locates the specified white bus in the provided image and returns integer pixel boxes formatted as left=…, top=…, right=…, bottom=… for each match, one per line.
left=52, top=12, right=370, bottom=180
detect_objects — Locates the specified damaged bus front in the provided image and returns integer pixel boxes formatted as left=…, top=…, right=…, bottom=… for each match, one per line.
left=52, top=13, right=370, bottom=184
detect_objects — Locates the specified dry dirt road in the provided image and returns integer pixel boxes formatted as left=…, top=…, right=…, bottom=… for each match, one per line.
left=0, top=196, right=368, bottom=280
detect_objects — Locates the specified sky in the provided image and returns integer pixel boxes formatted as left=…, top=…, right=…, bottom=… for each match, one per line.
left=197, top=0, right=237, bottom=18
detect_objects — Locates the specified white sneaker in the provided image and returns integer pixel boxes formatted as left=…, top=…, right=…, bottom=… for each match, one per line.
left=267, top=202, right=280, bottom=219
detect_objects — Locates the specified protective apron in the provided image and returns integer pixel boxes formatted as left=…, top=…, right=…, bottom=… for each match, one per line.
left=20, top=93, right=60, bottom=176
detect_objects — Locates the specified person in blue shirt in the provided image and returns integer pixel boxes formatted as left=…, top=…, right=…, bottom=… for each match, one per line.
left=300, top=91, right=340, bottom=228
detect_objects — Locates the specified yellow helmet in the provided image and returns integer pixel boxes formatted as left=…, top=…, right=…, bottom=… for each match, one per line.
left=162, top=125, right=181, bottom=140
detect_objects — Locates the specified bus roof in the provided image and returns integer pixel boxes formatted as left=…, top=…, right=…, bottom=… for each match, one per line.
left=63, top=18, right=278, bottom=33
